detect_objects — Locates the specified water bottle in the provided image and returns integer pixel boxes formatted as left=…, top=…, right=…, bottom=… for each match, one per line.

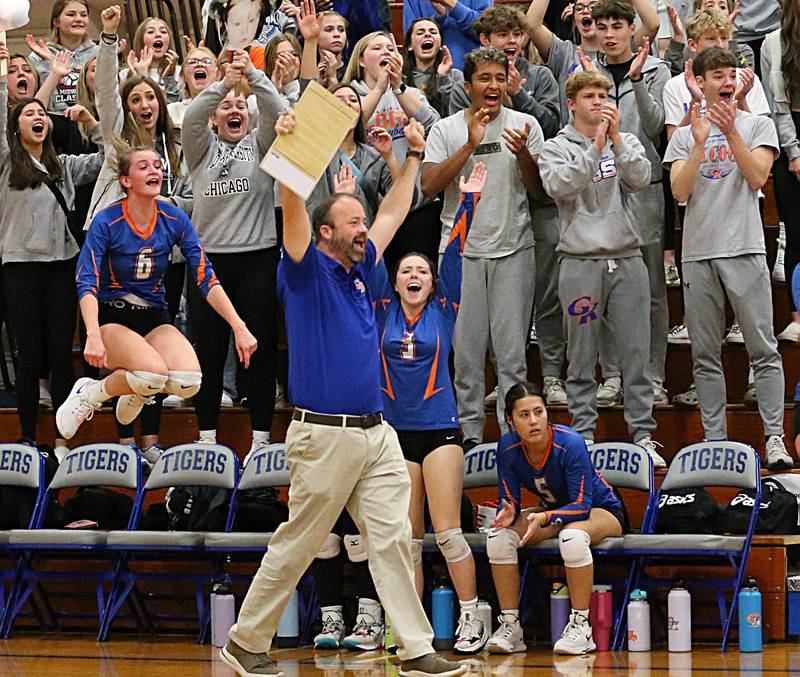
left=431, top=580, right=455, bottom=650
left=550, top=584, right=570, bottom=646
left=627, top=589, right=651, bottom=651
left=210, top=577, right=235, bottom=648
left=590, top=585, right=613, bottom=652
left=667, top=582, right=692, bottom=652
left=739, top=578, right=762, bottom=652
left=477, top=600, right=493, bottom=636
left=276, top=589, right=299, bottom=648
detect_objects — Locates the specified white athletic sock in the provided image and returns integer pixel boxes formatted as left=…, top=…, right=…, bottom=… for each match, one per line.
left=321, top=605, right=343, bottom=618
left=500, top=609, right=520, bottom=623
left=358, top=597, right=382, bottom=622
left=85, top=378, right=112, bottom=404
left=572, top=608, right=590, bottom=624
left=199, top=429, right=216, bottom=443
left=252, top=430, right=269, bottom=445
left=460, top=597, right=478, bottom=612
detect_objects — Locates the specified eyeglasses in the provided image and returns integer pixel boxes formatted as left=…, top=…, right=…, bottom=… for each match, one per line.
left=185, top=57, right=215, bottom=66
left=574, top=3, right=598, bottom=12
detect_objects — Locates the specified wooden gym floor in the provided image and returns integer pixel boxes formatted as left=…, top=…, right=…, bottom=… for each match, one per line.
left=2, top=636, right=800, bottom=675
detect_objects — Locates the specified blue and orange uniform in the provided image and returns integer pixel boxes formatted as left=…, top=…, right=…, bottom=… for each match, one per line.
left=496, top=424, right=622, bottom=526
left=369, top=192, right=478, bottom=433
left=76, top=198, right=218, bottom=307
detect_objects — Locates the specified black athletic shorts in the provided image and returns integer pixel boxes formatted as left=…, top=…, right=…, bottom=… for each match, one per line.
left=99, top=299, right=171, bottom=337
left=395, top=428, right=462, bottom=465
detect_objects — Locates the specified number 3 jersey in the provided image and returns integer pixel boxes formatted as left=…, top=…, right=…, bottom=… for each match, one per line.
left=77, top=198, right=218, bottom=308
left=497, top=424, right=621, bottom=525
left=369, top=193, right=478, bottom=431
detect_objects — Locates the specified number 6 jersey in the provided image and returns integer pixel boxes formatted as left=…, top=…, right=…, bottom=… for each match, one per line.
left=76, top=198, right=218, bottom=308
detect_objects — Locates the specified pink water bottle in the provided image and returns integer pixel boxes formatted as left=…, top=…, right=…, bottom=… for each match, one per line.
left=589, top=585, right=613, bottom=651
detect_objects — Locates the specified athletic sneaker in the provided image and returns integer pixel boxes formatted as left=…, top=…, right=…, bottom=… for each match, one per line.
left=314, top=610, right=346, bottom=649
left=220, top=640, right=283, bottom=676
left=765, top=435, right=794, bottom=470
left=141, top=444, right=164, bottom=467
left=484, top=387, right=498, bottom=406
left=56, top=377, right=102, bottom=440
left=672, top=384, right=698, bottom=409
left=529, top=322, right=538, bottom=345
left=453, top=609, right=489, bottom=655
left=39, top=382, right=53, bottom=409
left=486, top=613, right=526, bottom=654
left=725, top=324, right=744, bottom=344
left=664, top=264, right=681, bottom=288
left=667, top=324, right=691, bottom=344
left=596, top=380, right=623, bottom=408
left=543, top=377, right=568, bottom=406
left=342, top=614, right=384, bottom=651
left=398, top=652, right=467, bottom=676
left=162, top=394, right=185, bottom=408
left=638, top=436, right=667, bottom=469
left=53, top=445, right=69, bottom=463
left=115, top=393, right=155, bottom=426
left=554, top=612, right=596, bottom=655
left=221, top=391, right=235, bottom=407
left=653, top=383, right=668, bottom=405
left=743, top=382, right=758, bottom=410
left=777, top=321, right=800, bottom=342
left=773, top=224, right=786, bottom=283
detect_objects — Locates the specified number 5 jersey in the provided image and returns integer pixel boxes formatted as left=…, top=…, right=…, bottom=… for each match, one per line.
left=76, top=198, right=218, bottom=307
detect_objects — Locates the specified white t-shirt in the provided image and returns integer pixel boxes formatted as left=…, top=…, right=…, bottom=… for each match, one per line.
left=663, top=68, right=771, bottom=127
left=425, top=107, right=543, bottom=258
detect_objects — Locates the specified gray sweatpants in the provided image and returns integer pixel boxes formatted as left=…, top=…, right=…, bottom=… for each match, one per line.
left=455, top=247, right=536, bottom=443
left=533, top=204, right=565, bottom=378
left=599, top=185, right=668, bottom=385
left=683, top=254, right=784, bottom=440
left=559, top=256, right=656, bottom=441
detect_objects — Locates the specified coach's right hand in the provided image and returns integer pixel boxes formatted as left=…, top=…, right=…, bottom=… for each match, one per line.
left=84, top=332, right=108, bottom=369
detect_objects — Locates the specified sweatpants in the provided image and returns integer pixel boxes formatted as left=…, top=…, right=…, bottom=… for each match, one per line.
left=187, top=248, right=278, bottom=433
left=559, top=256, right=656, bottom=441
left=3, top=259, right=77, bottom=442
left=532, top=205, right=565, bottom=378
left=229, top=417, right=434, bottom=660
left=683, top=254, right=784, bottom=440
left=598, top=184, right=668, bottom=385
left=454, top=247, right=536, bottom=443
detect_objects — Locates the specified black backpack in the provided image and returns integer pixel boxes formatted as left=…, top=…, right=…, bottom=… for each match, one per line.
left=232, top=487, right=288, bottom=532
left=166, top=486, right=229, bottom=531
left=63, top=488, right=133, bottom=530
left=655, top=486, right=720, bottom=534
left=0, top=444, right=63, bottom=529
left=715, top=478, right=798, bottom=535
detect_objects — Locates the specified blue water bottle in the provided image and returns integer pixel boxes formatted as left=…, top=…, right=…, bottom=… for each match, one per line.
left=739, top=578, right=762, bottom=652
left=432, top=579, right=455, bottom=650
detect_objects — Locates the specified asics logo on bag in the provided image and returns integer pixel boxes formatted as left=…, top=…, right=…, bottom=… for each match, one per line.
left=730, top=494, right=771, bottom=510
left=659, top=493, right=696, bottom=508
left=677, top=446, right=747, bottom=474
left=159, top=448, right=227, bottom=475
left=567, top=295, right=599, bottom=325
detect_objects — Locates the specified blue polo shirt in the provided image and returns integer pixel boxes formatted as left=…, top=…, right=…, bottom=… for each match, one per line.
left=277, top=240, right=383, bottom=416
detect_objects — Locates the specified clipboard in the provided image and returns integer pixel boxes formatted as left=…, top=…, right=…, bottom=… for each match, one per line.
left=260, top=80, right=359, bottom=200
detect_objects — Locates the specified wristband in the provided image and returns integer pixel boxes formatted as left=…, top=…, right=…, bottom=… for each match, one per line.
left=406, top=149, right=424, bottom=160
left=393, top=82, right=407, bottom=96
left=101, top=32, right=117, bottom=44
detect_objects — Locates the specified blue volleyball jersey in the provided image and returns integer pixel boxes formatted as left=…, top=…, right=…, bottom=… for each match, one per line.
left=369, top=192, right=479, bottom=430
left=496, top=424, right=621, bottom=526
left=77, top=199, right=218, bottom=309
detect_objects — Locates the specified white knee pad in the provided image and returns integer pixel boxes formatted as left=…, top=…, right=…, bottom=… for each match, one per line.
left=316, top=533, right=341, bottom=560
left=125, top=371, right=168, bottom=396
left=343, top=534, right=368, bottom=563
left=486, top=528, right=521, bottom=565
left=164, top=370, right=202, bottom=398
left=559, top=528, right=592, bottom=568
left=411, top=538, right=423, bottom=567
left=435, top=528, right=471, bottom=564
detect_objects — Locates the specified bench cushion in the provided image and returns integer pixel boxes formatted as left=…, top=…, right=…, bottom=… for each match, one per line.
left=106, top=530, right=205, bottom=548
left=623, top=533, right=746, bottom=552
left=204, top=532, right=273, bottom=549
left=8, top=529, right=108, bottom=546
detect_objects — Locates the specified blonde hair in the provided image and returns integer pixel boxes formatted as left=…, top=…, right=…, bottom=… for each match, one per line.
left=132, top=17, right=174, bottom=56
left=685, top=9, right=732, bottom=41
left=565, top=71, right=613, bottom=100
left=76, top=56, right=98, bottom=142
left=343, top=31, right=394, bottom=84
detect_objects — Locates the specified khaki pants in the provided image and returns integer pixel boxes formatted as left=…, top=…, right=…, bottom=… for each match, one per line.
left=229, top=416, right=434, bottom=660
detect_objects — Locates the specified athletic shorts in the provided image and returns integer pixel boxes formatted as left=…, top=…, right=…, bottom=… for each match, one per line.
left=395, top=428, right=462, bottom=465
left=99, top=300, right=171, bottom=337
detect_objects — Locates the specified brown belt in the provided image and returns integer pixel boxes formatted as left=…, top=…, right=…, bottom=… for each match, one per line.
left=292, top=409, right=384, bottom=429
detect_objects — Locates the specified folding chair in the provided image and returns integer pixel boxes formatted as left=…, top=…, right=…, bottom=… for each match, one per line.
left=1, top=443, right=141, bottom=637
left=0, top=444, right=47, bottom=625
left=202, top=443, right=318, bottom=644
left=98, top=442, right=239, bottom=641
left=460, top=443, right=499, bottom=553
left=621, top=441, right=761, bottom=651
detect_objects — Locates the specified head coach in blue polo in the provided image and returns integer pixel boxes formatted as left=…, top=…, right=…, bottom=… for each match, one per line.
left=219, top=109, right=468, bottom=677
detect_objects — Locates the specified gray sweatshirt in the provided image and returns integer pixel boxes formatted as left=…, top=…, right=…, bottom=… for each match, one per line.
left=539, top=124, right=651, bottom=259
left=87, top=38, right=191, bottom=227
left=664, top=39, right=754, bottom=78
left=0, top=82, right=103, bottom=263
left=410, top=65, right=465, bottom=118
left=183, top=66, right=286, bottom=253
left=734, top=0, right=781, bottom=41
left=448, top=57, right=561, bottom=139
left=760, top=29, right=800, bottom=161
left=29, top=39, right=100, bottom=112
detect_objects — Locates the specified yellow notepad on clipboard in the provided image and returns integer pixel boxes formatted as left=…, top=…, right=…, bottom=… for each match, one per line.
left=260, top=80, right=359, bottom=200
